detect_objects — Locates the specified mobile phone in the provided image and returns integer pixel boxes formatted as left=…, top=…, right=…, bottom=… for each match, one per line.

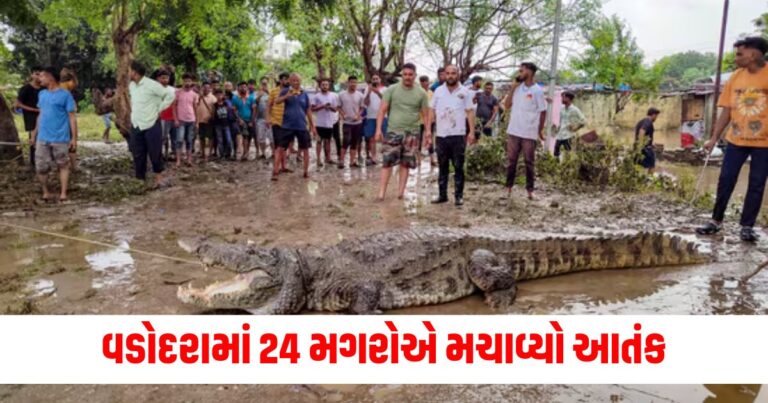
left=515, top=76, right=524, bottom=83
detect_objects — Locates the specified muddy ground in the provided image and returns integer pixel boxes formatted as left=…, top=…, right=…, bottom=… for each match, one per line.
left=0, top=142, right=766, bottom=402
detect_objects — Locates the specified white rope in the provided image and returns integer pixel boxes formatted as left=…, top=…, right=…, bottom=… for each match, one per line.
left=0, top=221, right=203, bottom=267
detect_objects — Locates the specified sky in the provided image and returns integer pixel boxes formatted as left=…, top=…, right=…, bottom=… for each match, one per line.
left=602, top=0, right=766, bottom=62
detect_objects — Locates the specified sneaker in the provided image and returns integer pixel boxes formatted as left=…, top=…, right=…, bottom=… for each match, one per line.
left=741, top=227, right=759, bottom=243
left=455, top=197, right=464, bottom=206
left=695, top=222, right=722, bottom=236
left=431, top=196, right=448, bottom=204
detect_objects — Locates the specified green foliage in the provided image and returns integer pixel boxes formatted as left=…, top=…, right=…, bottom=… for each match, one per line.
left=655, top=51, right=717, bottom=90
left=572, top=15, right=661, bottom=92
left=277, top=0, right=361, bottom=82
left=142, top=0, right=264, bottom=81
left=465, top=134, right=716, bottom=209
left=466, top=135, right=507, bottom=183
left=650, top=171, right=714, bottom=211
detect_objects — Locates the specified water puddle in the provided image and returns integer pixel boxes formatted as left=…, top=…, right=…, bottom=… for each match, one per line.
left=25, top=279, right=56, bottom=298
left=85, top=236, right=135, bottom=289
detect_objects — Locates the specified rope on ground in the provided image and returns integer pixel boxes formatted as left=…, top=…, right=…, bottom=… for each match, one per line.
left=0, top=221, right=204, bottom=267
left=0, top=154, right=22, bottom=166
left=742, top=259, right=768, bottom=283
left=0, top=141, right=27, bottom=146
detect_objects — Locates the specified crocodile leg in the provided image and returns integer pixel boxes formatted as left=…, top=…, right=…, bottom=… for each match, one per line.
left=468, top=249, right=518, bottom=309
left=348, top=281, right=384, bottom=315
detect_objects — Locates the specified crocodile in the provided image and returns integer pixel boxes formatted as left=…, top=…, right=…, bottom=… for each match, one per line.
left=176, top=227, right=708, bottom=314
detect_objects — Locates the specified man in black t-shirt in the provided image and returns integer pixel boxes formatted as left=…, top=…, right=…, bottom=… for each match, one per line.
left=634, top=107, right=661, bottom=173
left=475, top=82, right=500, bottom=138
left=15, top=67, right=43, bottom=167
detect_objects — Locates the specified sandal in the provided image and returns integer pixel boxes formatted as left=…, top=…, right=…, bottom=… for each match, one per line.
left=271, top=173, right=279, bottom=181
left=695, top=222, right=722, bottom=236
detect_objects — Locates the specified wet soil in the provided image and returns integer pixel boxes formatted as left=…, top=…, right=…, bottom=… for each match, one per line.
left=1, top=142, right=766, bottom=402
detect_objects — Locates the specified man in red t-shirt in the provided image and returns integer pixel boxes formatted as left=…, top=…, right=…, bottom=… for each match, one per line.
left=156, top=70, right=176, bottom=159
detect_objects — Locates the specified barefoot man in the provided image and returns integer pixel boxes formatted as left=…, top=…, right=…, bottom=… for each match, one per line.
left=375, top=63, right=431, bottom=200
left=31, top=67, right=77, bottom=203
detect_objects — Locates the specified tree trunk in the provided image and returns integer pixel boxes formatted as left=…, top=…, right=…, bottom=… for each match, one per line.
left=112, top=28, right=137, bottom=140
left=0, top=93, right=22, bottom=162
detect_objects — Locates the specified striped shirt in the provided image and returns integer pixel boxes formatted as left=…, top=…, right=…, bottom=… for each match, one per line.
left=268, top=86, right=287, bottom=126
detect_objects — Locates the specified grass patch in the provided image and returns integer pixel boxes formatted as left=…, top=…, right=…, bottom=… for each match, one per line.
left=13, top=112, right=122, bottom=143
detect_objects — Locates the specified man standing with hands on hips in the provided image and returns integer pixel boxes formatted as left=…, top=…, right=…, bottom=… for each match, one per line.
left=503, top=62, right=547, bottom=200
left=429, top=65, right=475, bottom=206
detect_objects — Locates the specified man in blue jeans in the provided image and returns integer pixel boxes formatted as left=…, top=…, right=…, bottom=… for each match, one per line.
left=697, top=37, right=768, bottom=243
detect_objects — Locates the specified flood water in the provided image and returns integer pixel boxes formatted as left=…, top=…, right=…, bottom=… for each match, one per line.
left=0, top=142, right=766, bottom=402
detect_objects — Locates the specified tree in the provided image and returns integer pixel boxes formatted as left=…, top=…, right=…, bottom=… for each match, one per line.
left=418, top=0, right=600, bottom=82
left=8, top=5, right=115, bottom=100
left=338, top=0, right=429, bottom=81
left=654, top=51, right=717, bottom=90
left=0, top=0, right=35, bottom=161
left=278, top=0, right=362, bottom=83
left=141, top=0, right=264, bottom=81
left=571, top=15, right=661, bottom=113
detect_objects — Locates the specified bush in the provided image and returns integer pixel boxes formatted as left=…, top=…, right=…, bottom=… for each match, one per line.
left=464, top=133, right=714, bottom=208
left=465, top=135, right=507, bottom=183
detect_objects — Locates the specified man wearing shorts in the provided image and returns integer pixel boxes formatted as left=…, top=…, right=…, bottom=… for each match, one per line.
left=311, top=78, right=339, bottom=166
left=634, top=108, right=661, bottom=174
left=338, top=76, right=365, bottom=169
left=195, top=82, right=217, bottom=162
left=254, top=78, right=272, bottom=159
left=375, top=63, right=431, bottom=200
left=274, top=73, right=317, bottom=179
left=363, top=73, right=386, bottom=165
left=268, top=72, right=290, bottom=174
left=31, top=67, right=77, bottom=203
left=231, top=81, right=256, bottom=161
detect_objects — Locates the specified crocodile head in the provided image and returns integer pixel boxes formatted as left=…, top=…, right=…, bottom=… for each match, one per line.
left=176, top=237, right=295, bottom=311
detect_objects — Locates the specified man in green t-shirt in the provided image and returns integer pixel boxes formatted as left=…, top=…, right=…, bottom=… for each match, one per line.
left=374, top=63, right=431, bottom=200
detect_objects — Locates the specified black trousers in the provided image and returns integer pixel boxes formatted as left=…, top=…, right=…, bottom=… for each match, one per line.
left=332, top=122, right=342, bottom=158
left=554, top=138, right=572, bottom=158
left=436, top=136, right=466, bottom=198
left=713, top=143, right=768, bottom=227
left=130, top=120, right=164, bottom=180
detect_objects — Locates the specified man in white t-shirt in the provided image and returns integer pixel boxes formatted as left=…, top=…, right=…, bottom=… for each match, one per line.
left=502, top=62, right=547, bottom=200
left=429, top=65, right=476, bottom=206
left=363, top=73, right=387, bottom=165
left=311, top=78, right=339, bottom=166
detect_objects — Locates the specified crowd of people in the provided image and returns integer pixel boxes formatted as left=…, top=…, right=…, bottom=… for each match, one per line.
left=12, top=36, right=768, bottom=242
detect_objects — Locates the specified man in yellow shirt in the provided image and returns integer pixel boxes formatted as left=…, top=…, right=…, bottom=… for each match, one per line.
left=697, top=37, right=768, bottom=242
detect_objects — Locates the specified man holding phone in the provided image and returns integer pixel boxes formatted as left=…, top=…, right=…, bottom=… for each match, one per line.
left=311, top=78, right=339, bottom=166
left=502, top=62, right=547, bottom=200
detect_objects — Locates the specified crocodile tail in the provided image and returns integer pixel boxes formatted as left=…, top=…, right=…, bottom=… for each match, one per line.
left=510, top=232, right=708, bottom=281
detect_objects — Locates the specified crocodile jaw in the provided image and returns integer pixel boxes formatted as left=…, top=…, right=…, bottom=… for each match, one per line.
left=177, top=270, right=280, bottom=310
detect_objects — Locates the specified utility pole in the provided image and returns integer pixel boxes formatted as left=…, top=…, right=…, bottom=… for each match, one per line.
left=710, top=0, right=730, bottom=139
left=545, top=0, right=563, bottom=146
